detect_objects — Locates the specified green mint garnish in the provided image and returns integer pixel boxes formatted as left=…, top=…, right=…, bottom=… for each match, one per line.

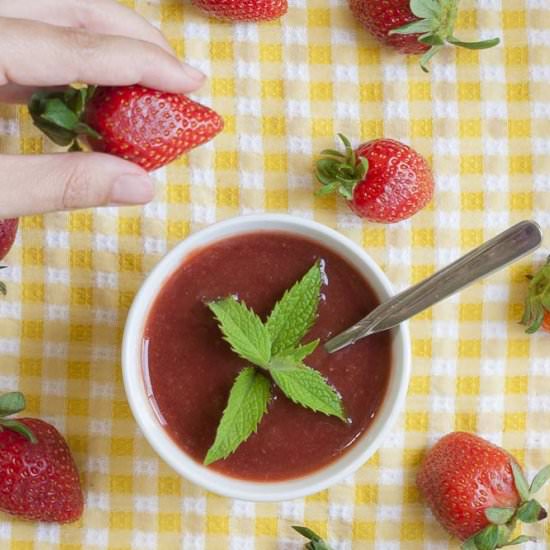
left=292, top=526, right=334, bottom=550
left=205, top=261, right=346, bottom=465
left=269, top=356, right=346, bottom=421
left=208, top=297, right=271, bottom=368
left=266, top=259, right=323, bottom=355
left=204, top=367, right=271, bottom=466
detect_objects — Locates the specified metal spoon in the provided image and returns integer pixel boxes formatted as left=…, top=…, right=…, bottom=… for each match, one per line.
left=325, top=220, right=543, bottom=353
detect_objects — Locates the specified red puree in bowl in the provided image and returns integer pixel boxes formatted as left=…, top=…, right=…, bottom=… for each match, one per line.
left=143, top=232, right=391, bottom=481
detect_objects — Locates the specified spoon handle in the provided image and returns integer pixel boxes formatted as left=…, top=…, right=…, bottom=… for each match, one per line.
left=325, top=220, right=543, bottom=353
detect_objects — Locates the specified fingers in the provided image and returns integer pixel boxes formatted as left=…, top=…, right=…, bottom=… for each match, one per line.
left=0, top=17, right=205, bottom=94
left=0, top=83, right=65, bottom=104
left=0, top=153, right=155, bottom=218
left=0, top=0, right=174, bottom=54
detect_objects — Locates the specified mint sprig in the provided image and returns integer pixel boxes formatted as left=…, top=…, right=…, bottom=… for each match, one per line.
left=205, top=261, right=346, bottom=465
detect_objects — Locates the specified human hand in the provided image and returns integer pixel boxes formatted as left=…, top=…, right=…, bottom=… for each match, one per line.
left=0, top=0, right=206, bottom=219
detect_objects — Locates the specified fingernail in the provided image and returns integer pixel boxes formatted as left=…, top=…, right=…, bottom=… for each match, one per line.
left=182, top=63, right=206, bottom=82
left=109, top=175, right=154, bottom=206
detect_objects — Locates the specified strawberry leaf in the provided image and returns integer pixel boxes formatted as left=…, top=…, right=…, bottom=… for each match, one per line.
left=204, top=367, right=271, bottom=465
left=266, top=261, right=323, bottom=355
left=292, top=526, right=333, bottom=550
left=516, top=499, right=547, bottom=523
left=410, top=0, right=439, bottom=19
left=529, top=464, right=550, bottom=495
left=484, top=507, right=515, bottom=525
left=0, top=392, right=26, bottom=417
left=506, top=535, right=537, bottom=546
left=473, top=524, right=499, bottom=550
left=208, top=297, right=272, bottom=368
left=0, top=281, right=6, bottom=296
left=511, top=462, right=531, bottom=501
left=0, top=419, right=37, bottom=444
left=447, top=36, right=501, bottom=50
left=40, top=98, right=79, bottom=131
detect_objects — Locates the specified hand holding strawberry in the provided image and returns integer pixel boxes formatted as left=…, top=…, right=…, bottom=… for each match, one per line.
left=192, top=0, right=288, bottom=21
left=349, top=0, right=500, bottom=71
left=316, top=134, right=434, bottom=223
left=521, top=256, right=550, bottom=334
left=417, top=432, right=550, bottom=549
left=29, top=85, right=224, bottom=172
left=0, top=392, right=83, bottom=523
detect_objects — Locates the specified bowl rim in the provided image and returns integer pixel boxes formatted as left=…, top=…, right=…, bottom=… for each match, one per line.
left=122, top=214, right=411, bottom=501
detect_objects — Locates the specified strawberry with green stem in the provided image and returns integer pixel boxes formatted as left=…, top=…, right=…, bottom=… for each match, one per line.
left=316, top=134, right=434, bottom=224
left=0, top=392, right=83, bottom=522
left=417, top=432, right=550, bottom=549
left=348, top=0, right=500, bottom=71
left=521, top=256, right=550, bottom=334
left=29, top=84, right=223, bottom=172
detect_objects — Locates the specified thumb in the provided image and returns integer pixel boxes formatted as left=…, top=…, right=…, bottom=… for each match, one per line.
left=0, top=152, right=155, bottom=218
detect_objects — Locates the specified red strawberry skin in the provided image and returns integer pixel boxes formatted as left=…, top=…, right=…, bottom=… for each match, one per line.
left=192, top=0, right=287, bottom=21
left=417, top=432, right=520, bottom=541
left=350, top=139, right=433, bottom=223
left=0, top=419, right=83, bottom=523
left=348, top=0, right=428, bottom=54
left=0, top=219, right=18, bottom=262
left=84, top=85, right=224, bottom=172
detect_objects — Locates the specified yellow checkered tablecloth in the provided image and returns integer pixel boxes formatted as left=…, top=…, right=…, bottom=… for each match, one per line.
left=0, top=0, right=549, bottom=547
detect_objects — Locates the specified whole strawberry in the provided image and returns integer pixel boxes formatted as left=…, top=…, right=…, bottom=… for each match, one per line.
left=0, top=392, right=83, bottom=523
left=316, top=134, right=433, bottom=223
left=417, top=432, right=550, bottom=548
left=521, top=256, right=550, bottom=334
left=192, top=0, right=287, bottom=21
left=0, top=219, right=18, bottom=296
left=348, top=0, right=499, bottom=71
left=29, top=85, right=224, bottom=172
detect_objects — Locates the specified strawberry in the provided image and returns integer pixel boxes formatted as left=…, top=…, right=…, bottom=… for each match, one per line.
left=0, top=218, right=18, bottom=296
left=316, top=134, right=434, bottom=223
left=28, top=85, right=224, bottom=172
left=348, top=0, right=500, bottom=71
left=521, top=256, right=550, bottom=334
left=0, top=392, right=83, bottom=523
left=417, top=432, right=550, bottom=549
left=0, top=219, right=18, bottom=262
left=192, top=0, right=287, bottom=21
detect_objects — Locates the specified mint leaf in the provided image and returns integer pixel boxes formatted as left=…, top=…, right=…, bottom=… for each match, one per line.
left=205, top=367, right=271, bottom=465
left=269, top=356, right=346, bottom=421
left=284, top=339, right=319, bottom=363
left=208, top=297, right=272, bottom=368
left=266, top=261, right=323, bottom=355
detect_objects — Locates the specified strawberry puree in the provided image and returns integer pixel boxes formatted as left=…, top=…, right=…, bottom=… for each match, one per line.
left=143, top=232, right=391, bottom=481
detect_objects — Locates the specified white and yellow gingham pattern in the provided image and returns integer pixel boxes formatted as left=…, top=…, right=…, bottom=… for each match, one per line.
left=0, top=0, right=549, bottom=547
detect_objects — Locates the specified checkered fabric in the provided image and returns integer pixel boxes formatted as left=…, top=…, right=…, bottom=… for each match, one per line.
left=0, top=0, right=549, bottom=547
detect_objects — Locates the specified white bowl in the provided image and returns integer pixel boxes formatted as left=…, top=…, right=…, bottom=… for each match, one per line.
left=122, top=214, right=411, bottom=501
